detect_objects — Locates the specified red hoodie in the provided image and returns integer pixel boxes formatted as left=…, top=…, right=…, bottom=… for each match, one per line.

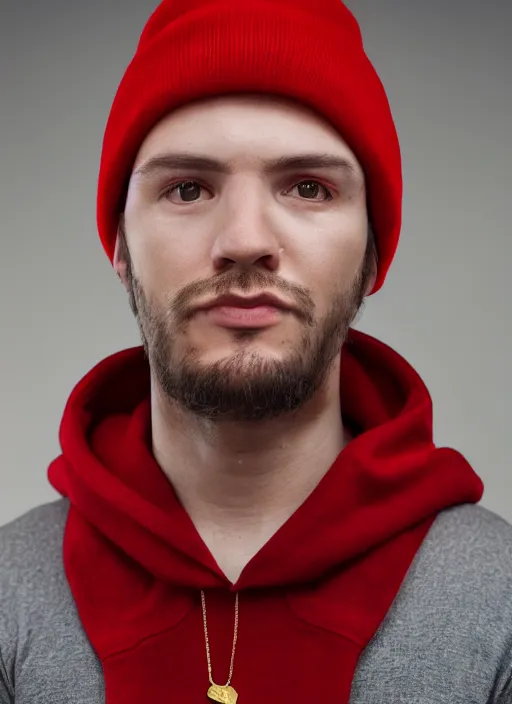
left=48, top=328, right=483, bottom=704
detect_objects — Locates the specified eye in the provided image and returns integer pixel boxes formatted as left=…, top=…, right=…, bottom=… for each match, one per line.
left=287, top=180, right=333, bottom=202
left=161, top=178, right=333, bottom=204
left=162, top=180, right=208, bottom=203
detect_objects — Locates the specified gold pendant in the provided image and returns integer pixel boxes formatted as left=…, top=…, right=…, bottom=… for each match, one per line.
left=207, top=684, right=238, bottom=703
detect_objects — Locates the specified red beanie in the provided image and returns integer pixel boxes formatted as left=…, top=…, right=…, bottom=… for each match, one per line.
left=97, top=0, right=402, bottom=294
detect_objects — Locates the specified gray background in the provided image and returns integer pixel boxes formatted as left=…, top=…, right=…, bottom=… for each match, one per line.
left=0, top=1, right=510, bottom=525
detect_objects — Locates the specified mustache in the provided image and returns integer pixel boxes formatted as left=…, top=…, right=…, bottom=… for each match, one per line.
left=171, top=269, right=315, bottom=326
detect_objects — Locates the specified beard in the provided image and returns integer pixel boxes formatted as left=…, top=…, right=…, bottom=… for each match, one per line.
left=119, top=232, right=372, bottom=422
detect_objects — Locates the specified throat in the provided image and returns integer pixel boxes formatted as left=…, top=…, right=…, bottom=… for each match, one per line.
left=150, top=372, right=352, bottom=582
left=193, top=514, right=291, bottom=584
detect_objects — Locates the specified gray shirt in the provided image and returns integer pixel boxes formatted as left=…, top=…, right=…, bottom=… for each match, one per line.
left=1, top=499, right=512, bottom=703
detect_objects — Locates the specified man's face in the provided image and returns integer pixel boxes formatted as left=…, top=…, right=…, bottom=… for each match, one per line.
left=118, top=94, right=374, bottom=421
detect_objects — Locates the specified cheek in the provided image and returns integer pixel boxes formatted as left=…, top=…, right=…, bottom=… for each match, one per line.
left=125, top=215, right=209, bottom=303
left=292, top=222, right=367, bottom=298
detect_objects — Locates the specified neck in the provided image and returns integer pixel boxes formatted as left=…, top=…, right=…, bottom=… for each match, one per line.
left=151, top=360, right=348, bottom=582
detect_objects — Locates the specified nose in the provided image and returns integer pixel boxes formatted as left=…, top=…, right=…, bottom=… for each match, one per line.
left=210, top=180, right=281, bottom=273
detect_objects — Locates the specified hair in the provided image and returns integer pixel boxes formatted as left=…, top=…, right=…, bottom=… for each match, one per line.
left=366, top=220, right=378, bottom=272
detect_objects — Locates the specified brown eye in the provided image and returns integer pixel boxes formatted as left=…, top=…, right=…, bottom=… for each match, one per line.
left=165, top=180, right=204, bottom=203
left=291, top=180, right=333, bottom=201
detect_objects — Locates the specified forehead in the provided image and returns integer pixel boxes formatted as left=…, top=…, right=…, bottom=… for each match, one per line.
left=132, top=94, right=361, bottom=173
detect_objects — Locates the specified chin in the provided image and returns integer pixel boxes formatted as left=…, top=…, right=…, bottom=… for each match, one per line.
left=196, top=339, right=292, bottom=365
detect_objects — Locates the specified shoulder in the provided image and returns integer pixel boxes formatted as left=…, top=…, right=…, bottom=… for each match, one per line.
left=418, top=503, right=512, bottom=586
left=0, top=498, right=70, bottom=623
left=353, top=504, right=512, bottom=703
left=0, top=499, right=70, bottom=695
left=379, top=504, right=512, bottom=702
left=432, top=501, right=512, bottom=544
left=400, top=503, right=512, bottom=629
left=0, top=496, right=70, bottom=604
left=0, top=498, right=69, bottom=578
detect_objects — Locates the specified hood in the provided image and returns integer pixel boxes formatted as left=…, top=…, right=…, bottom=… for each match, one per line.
left=48, top=327, right=483, bottom=590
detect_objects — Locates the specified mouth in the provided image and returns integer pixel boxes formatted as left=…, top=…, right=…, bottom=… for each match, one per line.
left=195, top=293, right=294, bottom=329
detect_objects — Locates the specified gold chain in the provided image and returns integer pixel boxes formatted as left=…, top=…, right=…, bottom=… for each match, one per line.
left=201, top=589, right=239, bottom=687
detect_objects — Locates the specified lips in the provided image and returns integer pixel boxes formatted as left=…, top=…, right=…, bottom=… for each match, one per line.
left=195, top=292, right=293, bottom=329
left=197, top=293, right=293, bottom=312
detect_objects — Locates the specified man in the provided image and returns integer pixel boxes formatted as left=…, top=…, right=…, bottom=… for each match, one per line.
left=1, top=0, right=511, bottom=702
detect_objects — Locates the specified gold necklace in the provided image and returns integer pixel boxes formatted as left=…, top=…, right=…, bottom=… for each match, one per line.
left=201, top=589, right=240, bottom=704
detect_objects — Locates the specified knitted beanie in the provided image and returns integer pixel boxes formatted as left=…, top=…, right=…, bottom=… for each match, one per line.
left=97, top=0, right=402, bottom=294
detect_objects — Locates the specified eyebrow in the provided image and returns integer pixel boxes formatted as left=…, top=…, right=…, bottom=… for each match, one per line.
left=133, top=151, right=362, bottom=181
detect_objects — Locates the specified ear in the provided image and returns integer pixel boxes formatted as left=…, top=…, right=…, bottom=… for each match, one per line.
left=113, top=226, right=130, bottom=290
